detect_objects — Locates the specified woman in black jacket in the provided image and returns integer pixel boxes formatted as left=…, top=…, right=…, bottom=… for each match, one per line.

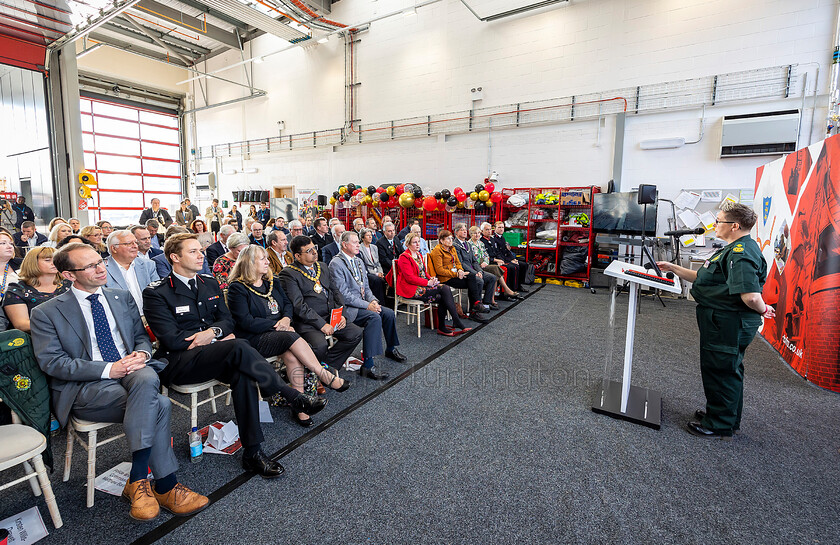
left=227, top=245, right=350, bottom=426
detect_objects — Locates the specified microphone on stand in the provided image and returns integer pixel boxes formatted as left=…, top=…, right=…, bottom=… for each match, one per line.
left=663, top=227, right=706, bottom=237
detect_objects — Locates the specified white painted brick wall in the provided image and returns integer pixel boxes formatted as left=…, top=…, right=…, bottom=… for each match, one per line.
left=191, top=0, right=835, bottom=223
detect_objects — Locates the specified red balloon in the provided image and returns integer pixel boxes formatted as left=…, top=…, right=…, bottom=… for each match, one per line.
left=456, top=192, right=467, bottom=202
left=485, top=182, right=495, bottom=193
left=490, top=191, right=503, bottom=203
left=396, top=184, right=405, bottom=195
left=437, top=200, right=446, bottom=211
left=453, top=187, right=463, bottom=196
left=423, top=196, right=437, bottom=212
left=376, top=187, right=385, bottom=194
left=415, top=197, right=424, bottom=209
left=352, top=189, right=360, bottom=196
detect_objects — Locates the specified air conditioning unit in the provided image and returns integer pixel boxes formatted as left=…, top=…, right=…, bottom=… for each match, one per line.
left=720, top=110, right=800, bottom=158
left=195, top=172, right=216, bottom=190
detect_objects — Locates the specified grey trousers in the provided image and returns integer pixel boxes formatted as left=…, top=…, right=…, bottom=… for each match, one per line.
left=71, top=366, right=178, bottom=479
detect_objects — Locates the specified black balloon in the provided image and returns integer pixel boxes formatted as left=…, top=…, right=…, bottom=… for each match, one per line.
left=333, top=191, right=340, bottom=198
left=413, top=188, right=423, bottom=198
left=344, top=193, right=352, bottom=201
left=347, top=183, right=356, bottom=192
left=368, top=185, right=376, bottom=195
left=441, top=189, right=451, bottom=200
left=474, top=201, right=485, bottom=211
left=434, top=192, right=442, bottom=200
left=475, top=184, right=484, bottom=193
left=447, top=196, right=458, bottom=206
left=379, top=192, right=388, bottom=202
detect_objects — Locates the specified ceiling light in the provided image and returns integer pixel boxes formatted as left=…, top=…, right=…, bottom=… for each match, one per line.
left=254, top=56, right=264, bottom=64
left=640, top=137, right=686, bottom=150
left=317, top=36, right=329, bottom=44
left=403, top=7, right=416, bottom=17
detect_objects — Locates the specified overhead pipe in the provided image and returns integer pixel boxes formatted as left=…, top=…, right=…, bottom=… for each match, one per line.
left=459, top=0, right=569, bottom=22
left=182, top=91, right=267, bottom=114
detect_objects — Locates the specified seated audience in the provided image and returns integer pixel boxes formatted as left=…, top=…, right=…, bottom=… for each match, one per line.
left=31, top=242, right=209, bottom=520
left=80, top=225, right=109, bottom=258
left=351, top=218, right=365, bottom=237
left=453, top=223, right=498, bottom=309
left=244, top=217, right=255, bottom=237
left=366, top=217, right=382, bottom=243
left=310, top=217, right=332, bottom=252
left=3, top=247, right=70, bottom=332
left=397, top=218, right=420, bottom=242
left=357, top=228, right=387, bottom=302
left=0, top=231, right=20, bottom=301
left=41, top=222, right=73, bottom=248
left=105, top=230, right=160, bottom=315
left=153, top=227, right=212, bottom=278
left=288, top=220, right=305, bottom=239
left=266, top=230, right=292, bottom=275
left=190, top=219, right=213, bottom=249
left=227, top=245, right=350, bottom=426
left=256, top=202, right=271, bottom=226
left=13, top=221, right=47, bottom=253
left=139, top=198, right=173, bottom=227
left=279, top=236, right=363, bottom=374
left=227, top=205, right=243, bottom=232
left=131, top=225, right=163, bottom=260
left=56, top=235, right=92, bottom=249
left=375, top=221, right=403, bottom=275
left=143, top=233, right=325, bottom=478
left=320, top=223, right=344, bottom=265
left=213, top=232, right=249, bottom=289
left=428, top=230, right=489, bottom=323
left=249, top=222, right=267, bottom=248
left=329, top=231, right=404, bottom=380
left=145, top=219, right=163, bottom=249
left=69, top=218, right=81, bottom=234
left=273, top=217, right=289, bottom=235
left=0, top=200, right=15, bottom=232
left=468, top=226, right=521, bottom=300
left=396, top=233, right=470, bottom=336
left=482, top=221, right=529, bottom=292
left=206, top=224, right=235, bottom=267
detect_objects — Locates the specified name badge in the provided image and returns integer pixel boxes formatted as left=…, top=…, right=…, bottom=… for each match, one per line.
left=702, top=260, right=710, bottom=268
left=176, top=305, right=190, bottom=314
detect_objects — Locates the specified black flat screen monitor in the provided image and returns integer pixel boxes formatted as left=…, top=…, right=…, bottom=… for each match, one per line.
left=593, top=191, right=658, bottom=236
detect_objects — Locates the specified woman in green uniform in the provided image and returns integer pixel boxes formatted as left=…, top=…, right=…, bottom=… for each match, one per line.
left=658, top=203, right=775, bottom=439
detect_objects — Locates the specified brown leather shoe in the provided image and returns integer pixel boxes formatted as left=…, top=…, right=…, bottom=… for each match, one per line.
left=153, top=483, right=209, bottom=516
left=122, top=479, right=160, bottom=521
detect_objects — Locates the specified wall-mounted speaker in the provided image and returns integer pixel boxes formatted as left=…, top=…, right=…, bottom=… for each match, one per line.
left=637, top=184, right=657, bottom=205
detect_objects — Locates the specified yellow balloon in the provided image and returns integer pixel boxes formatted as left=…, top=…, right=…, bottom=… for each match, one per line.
left=360, top=187, right=368, bottom=195
left=329, top=196, right=337, bottom=205
left=386, top=186, right=396, bottom=196
left=457, top=201, right=465, bottom=208
left=479, top=190, right=490, bottom=201
left=339, top=186, right=347, bottom=195
left=470, top=192, right=479, bottom=201
left=363, top=196, right=371, bottom=205
left=399, top=193, right=415, bottom=208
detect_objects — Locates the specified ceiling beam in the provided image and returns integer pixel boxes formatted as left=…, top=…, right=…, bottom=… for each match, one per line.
left=134, top=0, right=240, bottom=48
left=114, top=15, right=211, bottom=54
left=101, top=21, right=202, bottom=59
left=89, top=32, right=189, bottom=66
left=172, top=0, right=248, bottom=31
left=121, top=13, right=193, bottom=65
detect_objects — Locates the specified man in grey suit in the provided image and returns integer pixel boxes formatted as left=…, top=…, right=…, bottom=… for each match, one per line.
left=329, top=231, right=405, bottom=380
left=105, top=230, right=160, bottom=316
left=453, top=222, right=497, bottom=311
left=30, top=243, right=208, bottom=521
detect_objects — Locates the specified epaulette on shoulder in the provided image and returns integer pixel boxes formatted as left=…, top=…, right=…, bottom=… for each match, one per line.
left=148, top=279, right=164, bottom=288
left=199, top=273, right=214, bottom=278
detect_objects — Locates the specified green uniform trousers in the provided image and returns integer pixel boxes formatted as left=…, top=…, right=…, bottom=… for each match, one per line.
left=696, top=306, right=761, bottom=434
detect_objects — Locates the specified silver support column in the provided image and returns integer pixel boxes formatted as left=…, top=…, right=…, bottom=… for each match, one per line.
left=613, top=112, right=626, bottom=190
left=46, top=44, right=86, bottom=223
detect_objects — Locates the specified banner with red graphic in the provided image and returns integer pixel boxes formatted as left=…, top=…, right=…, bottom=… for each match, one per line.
left=753, top=134, right=840, bottom=393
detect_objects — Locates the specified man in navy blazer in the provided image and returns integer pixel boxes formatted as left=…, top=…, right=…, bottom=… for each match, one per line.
left=30, top=242, right=208, bottom=520
left=205, top=224, right=235, bottom=268
left=375, top=222, right=403, bottom=275
left=105, top=230, right=160, bottom=316
left=131, top=225, right=163, bottom=260
left=329, top=231, right=404, bottom=380
left=13, top=221, right=47, bottom=253
left=321, top=223, right=343, bottom=265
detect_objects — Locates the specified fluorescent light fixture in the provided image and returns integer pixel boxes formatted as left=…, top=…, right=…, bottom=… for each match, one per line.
left=640, top=137, right=686, bottom=150
left=317, top=36, right=329, bottom=44
left=241, top=168, right=258, bottom=174
left=403, top=7, right=416, bottom=16
left=76, top=43, right=103, bottom=59
left=254, top=56, right=264, bottom=64
left=221, top=169, right=237, bottom=175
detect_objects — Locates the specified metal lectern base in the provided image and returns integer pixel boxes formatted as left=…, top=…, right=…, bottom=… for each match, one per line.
left=592, top=379, right=662, bottom=430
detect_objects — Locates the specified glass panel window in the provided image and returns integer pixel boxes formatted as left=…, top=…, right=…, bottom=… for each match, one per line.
left=81, top=115, right=93, bottom=132
left=143, top=159, right=180, bottom=177
left=140, top=123, right=178, bottom=143
left=82, top=133, right=95, bottom=151
left=93, top=117, right=139, bottom=138
left=142, top=141, right=180, bottom=161
left=95, top=134, right=141, bottom=156
left=96, top=173, right=141, bottom=190
left=92, top=101, right=138, bottom=121
left=143, top=176, right=179, bottom=192
left=96, top=154, right=141, bottom=173
left=140, top=110, right=178, bottom=128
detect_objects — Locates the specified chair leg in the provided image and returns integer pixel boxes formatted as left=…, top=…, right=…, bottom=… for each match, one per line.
left=225, top=390, right=231, bottom=406
left=86, top=430, right=97, bottom=508
left=23, top=460, right=41, bottom=496
left=208, top=386, right=218, bottom=414
left=416, top=306, right=421, bottom=337
left=190, top=392, right=198, bottom=429
left=32, top=454, right=63, bottom=528
left=63, top=422, right=74, bottom=482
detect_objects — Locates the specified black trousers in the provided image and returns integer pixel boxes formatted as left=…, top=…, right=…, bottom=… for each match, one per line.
left=444, top=276, right=484, bottom=310
left=503, top=261, right=528, bottom=290
left=294, top=321, right=363, bottom=370
left=367, top=273, right=387, bottom=303
left=160, top=339, right=295, bottom=447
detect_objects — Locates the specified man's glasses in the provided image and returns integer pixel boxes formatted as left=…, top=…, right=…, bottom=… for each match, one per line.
left=67, top=259, right=105, bottom=272
left=114, top=241, right=138, bottom=246
left=714, top=219, right=736, bottom=225
left=301, top=247, right=318, bottom=255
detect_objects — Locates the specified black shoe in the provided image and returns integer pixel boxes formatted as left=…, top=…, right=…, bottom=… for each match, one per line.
left=385, top=348, right=407, bottom=363
left=290, top=394, right=327, bottom=416
left=242, top=450, right=285, bottom=478
left=694, top=409, right=740, bottom=434
left=291, top=410, right=314, bottom=427
left=686, top=421, right=733, bottom=441
left=468, top=312, right=489, bottom=324
left=519, top=285, right=530, bottom=292
left=472, top=304, right=489, bottom=314
left=359, top=366, right=389, bottom=380
left=488, top=303, right=500, bottom=310
left=326, top=371, right=351, bottom=392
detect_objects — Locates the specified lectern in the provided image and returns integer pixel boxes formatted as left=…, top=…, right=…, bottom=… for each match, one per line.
left=592, top=260, right=682, bottom=429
